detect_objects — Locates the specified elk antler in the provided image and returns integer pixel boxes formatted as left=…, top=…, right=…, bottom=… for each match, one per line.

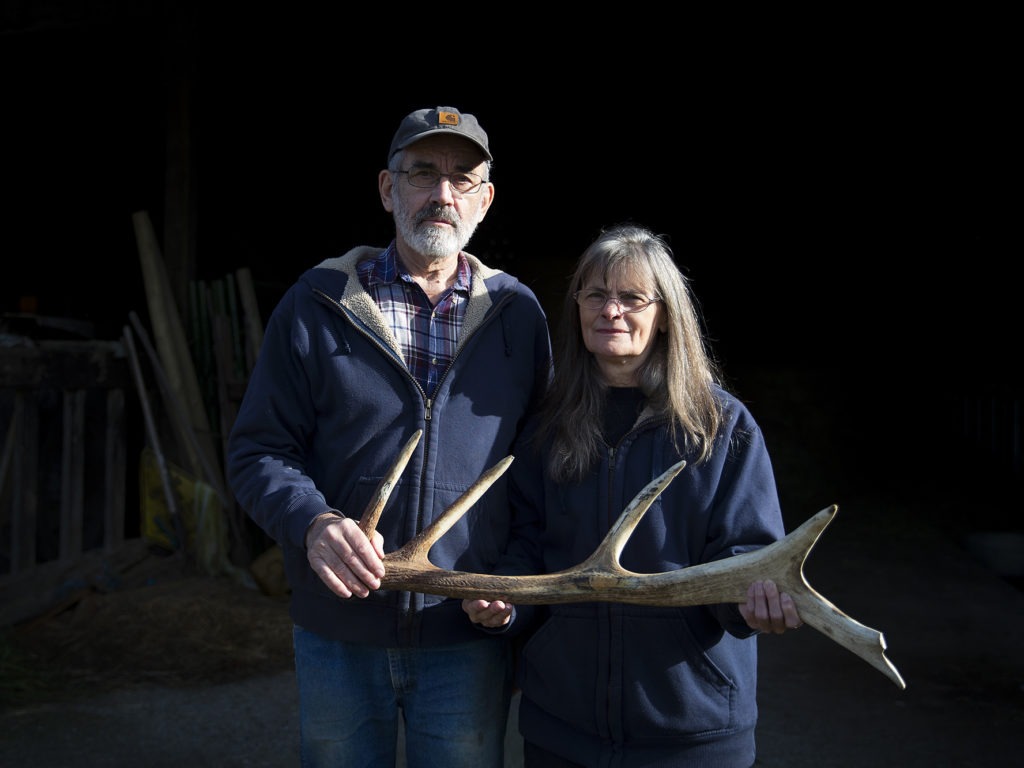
left=364, top=432, right=906, bottom=690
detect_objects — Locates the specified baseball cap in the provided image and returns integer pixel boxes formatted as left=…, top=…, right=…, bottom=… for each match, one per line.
left=388, top=106, right=492, bottom=163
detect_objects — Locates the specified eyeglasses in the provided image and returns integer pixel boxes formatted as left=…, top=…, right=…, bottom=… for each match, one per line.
left=573, top=289, right=661, bottom=313
left=395, top=168, right=485, bottom=195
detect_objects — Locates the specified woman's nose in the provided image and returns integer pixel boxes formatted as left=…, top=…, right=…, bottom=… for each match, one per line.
left=601, top=298, right=625, bottom=317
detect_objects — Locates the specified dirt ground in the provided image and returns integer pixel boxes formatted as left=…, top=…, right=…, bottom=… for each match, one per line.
left=0, top=551, right=295, bottom=705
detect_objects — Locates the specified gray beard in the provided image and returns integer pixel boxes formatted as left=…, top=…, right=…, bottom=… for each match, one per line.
left=393, top=194, right=478, bottom=259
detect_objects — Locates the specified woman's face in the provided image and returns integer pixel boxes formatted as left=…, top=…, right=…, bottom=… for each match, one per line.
left=577, top=274, right=665, bottom=386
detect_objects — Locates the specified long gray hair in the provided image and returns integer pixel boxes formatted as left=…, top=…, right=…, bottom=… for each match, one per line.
left=538, top=224, right=723, bottom=483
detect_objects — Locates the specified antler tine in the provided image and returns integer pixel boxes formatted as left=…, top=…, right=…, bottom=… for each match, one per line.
left=358, top=430, right=423, bottom=538
left=390, top=455, right=515, bottom=562
left=579, top=459, right=687, bottom=573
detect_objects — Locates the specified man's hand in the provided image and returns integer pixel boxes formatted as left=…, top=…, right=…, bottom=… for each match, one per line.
left=305, top=514, right=386, bottom=599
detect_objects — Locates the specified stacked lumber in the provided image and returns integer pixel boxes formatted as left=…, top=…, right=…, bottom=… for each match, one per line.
left=130, top=210, right=264, bottom=572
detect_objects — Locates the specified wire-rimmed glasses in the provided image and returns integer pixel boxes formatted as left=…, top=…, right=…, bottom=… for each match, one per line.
left=573, top=289, right=661, bottom=313
left=395, top=168, right=485, bottom=195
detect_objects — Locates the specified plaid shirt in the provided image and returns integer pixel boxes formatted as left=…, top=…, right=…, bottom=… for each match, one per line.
left=357, top=241, right=470, bottom=397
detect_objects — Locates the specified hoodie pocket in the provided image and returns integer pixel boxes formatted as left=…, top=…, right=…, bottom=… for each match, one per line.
left=519, top=611, right=605, bottom=739
left=619, top=609, right=738, bottom=739
left=520, top=607, right=741, bottom=742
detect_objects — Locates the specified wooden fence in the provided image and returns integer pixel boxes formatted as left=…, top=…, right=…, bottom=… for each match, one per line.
left=0, top=339, right=135, bottom=625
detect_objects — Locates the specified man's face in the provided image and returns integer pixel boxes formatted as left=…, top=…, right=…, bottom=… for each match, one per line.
left=381, top=135, right=494, bottom=260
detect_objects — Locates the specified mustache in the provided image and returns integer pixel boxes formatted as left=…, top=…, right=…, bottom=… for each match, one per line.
left=415, top=204, right=459, bottom=227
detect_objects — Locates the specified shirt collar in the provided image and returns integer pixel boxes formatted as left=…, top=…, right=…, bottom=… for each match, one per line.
left=368, top=240, right=472, bottom=292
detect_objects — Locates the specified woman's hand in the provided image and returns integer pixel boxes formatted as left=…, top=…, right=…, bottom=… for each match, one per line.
left=462, top=598, right=513, bottom=628
left=738, top=579, right=803, bottom=634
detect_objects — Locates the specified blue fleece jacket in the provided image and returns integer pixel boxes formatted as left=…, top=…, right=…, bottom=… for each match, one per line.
left=514, top=389, right=784, bottom=768
left=227, top=245, right=552, bottom=647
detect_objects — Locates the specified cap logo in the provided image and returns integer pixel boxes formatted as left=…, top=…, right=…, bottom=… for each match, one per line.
left=438, top=111, right=460, bottom=127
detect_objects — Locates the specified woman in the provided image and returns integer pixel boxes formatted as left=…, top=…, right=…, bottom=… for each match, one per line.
left=464, top=224, right=802, bottom=767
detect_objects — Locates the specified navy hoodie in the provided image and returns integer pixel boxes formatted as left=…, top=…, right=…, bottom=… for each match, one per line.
left=514, top=390, right=784, bottom=767
left=227, top=245, right=552, bottom=647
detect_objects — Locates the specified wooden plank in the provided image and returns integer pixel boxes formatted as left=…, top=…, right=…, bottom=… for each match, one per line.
left=0, top=538, right=152, bottom=627
left=104, top=388, right=126, bottom=552
left=210, top=312, right=235, bottom=466
left=235, top=266, right=263, bottom=375
left=190, top=279, right=217, bottom=432
left=123, top=324, right=188, bottom=556
left=59, top=389, right=86, bottom=561
left=0, top=341, right=126, bottom=389
left=0, top=396, right=17, bottom=499
left=1, top=341, right=129, bottom=582
left=133, top=209, right=220, bottom=480
left=225, top=271, right=244, bottom=379
left=11, top=393, right=38, bottom=574
left=0, top=396, right=21, bottom=577
left=210, top=310, right=247, bottom=558
left=129, top=311, right=230, bottom=508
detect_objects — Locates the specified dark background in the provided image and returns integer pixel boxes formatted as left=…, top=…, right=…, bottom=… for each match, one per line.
left=2, top=5, right=1019, bottom=535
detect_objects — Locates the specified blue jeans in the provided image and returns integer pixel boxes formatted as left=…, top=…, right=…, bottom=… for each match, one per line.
left=293, top=626, right=513, bottom=768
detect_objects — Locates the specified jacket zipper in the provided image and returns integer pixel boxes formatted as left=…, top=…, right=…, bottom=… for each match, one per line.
left=315, top=284, right=513, bottom=554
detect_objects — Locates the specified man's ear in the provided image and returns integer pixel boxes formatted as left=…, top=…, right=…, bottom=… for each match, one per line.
left=379, top=169, right=395, bottom=212
left=475, top=182, right=495, bottom=220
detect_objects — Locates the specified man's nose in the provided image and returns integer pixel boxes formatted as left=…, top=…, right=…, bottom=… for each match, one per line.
left=429, top=175, right=458, bottom=203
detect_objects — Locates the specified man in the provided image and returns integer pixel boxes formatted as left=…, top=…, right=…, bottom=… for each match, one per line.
left=227, top=106, right=552, bottom=767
